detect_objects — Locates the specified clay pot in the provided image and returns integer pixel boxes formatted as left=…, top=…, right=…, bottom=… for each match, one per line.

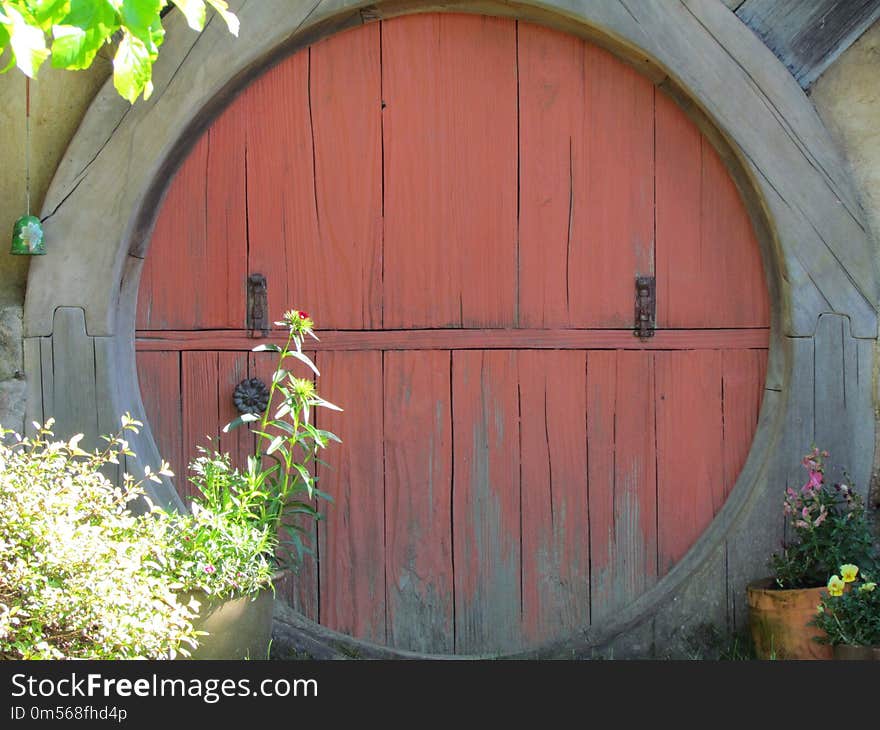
left=832, top=644, right=880, bottom=660
left=746, top=578, right=832, bottom=660
left=183, top=585, right=275, bottom=660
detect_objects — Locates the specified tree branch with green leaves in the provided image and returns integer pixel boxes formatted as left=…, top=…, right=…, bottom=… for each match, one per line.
left=0, top=0, right=239, bottom=103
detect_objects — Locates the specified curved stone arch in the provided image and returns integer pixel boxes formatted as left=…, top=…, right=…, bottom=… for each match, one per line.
left=22, top=0, right=877, bottom=657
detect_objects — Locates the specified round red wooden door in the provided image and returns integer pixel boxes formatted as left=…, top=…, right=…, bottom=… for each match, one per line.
left=136, top=14, right=769, bottom=654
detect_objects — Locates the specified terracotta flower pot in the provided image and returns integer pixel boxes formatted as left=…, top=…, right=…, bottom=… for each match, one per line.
left=832, top=644, right=880, bottom=660
left=183, top=585, right=275, bottom=660
left=746, top=578, right=832, bottom=660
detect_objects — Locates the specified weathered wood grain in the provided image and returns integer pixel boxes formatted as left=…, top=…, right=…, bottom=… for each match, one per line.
left=382, top=14, right=518, bottom=328
left=452, top=350, right=521, bottom=653
left=656, top=350, right=724, bottom=575
left=317, top=350, right=386, bottom=644
left=735, top=0, right=880, bottom=88
left=517, top=22, right=585, bottom=328
left=48, top=308, right=98, bottom=448
left=518, top=350, right=589, bottom=644
left=575, top=44, right=654, bottom=327
left=135, top=351, right=184, bottom=487
left=309, top=23, right=383, bottom=328
left=384, top=351, right=454, bottom=653
left=22, top=337, right=43, bottom=433
left=588, top=351, right=659, bottom=622
left=136, top=328, right=772, bottom=352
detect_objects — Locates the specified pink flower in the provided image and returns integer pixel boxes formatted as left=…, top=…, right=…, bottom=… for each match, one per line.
left=795, top=520, right=809, bottom=529
left=204, top=564, right=216, bottom=575
left=802, top=506, right=810, bottom=519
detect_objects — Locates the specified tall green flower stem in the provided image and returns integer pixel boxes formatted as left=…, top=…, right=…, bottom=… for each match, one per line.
left=210, top=310, right=341, bottom=569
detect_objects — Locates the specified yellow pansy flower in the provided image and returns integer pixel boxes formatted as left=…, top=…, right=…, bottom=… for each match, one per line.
left=859, top=582, right=876, bottom=593
left=827, top=575, right=845, bottom=597
left=840, top=564, right=859, bottom=583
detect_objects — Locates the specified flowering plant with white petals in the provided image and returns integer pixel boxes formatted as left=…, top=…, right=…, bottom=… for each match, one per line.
left=189, top=309, right=341, bottom=573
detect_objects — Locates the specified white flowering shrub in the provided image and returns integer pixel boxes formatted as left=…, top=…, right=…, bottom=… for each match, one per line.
left=0, top=419, right=200, bottom=659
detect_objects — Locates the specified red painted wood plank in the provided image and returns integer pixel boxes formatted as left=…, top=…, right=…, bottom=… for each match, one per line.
left=136, top=135, right=208, bottom=329
left=452, top=350, right=521, bottom=653
left=722, top=349, right=767, bottom=496
left=135, top=328, right=771, bottom=352
left=135, top=351, right=183, bottom=493
left=205, top=103, right=248, bottom=329
left=656, top=91, right=701, bottom=329
left=216, top=351, right=250, bottom=471
left=307, top=24, right=383, bottom=328
left=519, top=350, right=589, bottom=645
left=572, top=45, right=654, bottom=327
left=656, top=350, right=724, bottom=575
left=317, top=351, right=385, bottom=643
left=517, top=23, right=585, bottom=328
left=656, top=92, right=770, bottom=328
left=383, top=14, right=518, bottom=328
left=588, top=351, right=658, bottom=622
left=384, top=351, right=453, bottom=652
left=181, top=351, right=220, bottom=503
left=701, top=139, right=770, bottom=327
left=248, top=348, right=320, bottom=621
left=244, top=48, right=317, bottom=327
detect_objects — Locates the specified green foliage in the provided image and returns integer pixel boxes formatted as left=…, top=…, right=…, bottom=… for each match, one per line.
left=0, top=0, right=239, bottom=103
left=813, top=566, right=880, bottom=646
left=0, top=419, right=200, bottom=659
left=769, top=448, right=878, bottom=589
left=201, top=309, right=341, bottom=571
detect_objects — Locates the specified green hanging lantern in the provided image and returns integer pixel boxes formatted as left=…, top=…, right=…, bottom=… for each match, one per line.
left=9, top=79, right=43, bottom=256
left=10, top=215, right=45, bottom=255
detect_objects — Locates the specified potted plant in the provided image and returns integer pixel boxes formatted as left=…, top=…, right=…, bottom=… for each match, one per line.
left=747, top=448, right=878, bottom=660
left=175, top=308, right=341, bottom=659
left=0, top=308, right=340, bottom=660
left=812, top=564, right=880, bottom=660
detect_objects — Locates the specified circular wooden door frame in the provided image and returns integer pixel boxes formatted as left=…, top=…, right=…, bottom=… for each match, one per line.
left=23, top=0, right=877, bottom=658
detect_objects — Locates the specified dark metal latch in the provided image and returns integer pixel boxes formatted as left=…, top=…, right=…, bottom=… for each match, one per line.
left=247, top=273, right=269, bottom=338
left=634, top=275, right=655, bottom=340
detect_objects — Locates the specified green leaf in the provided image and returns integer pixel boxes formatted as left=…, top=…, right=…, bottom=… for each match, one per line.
left=221, top=412, right=259, bottom=433
left=0, top=24, right=13, bottom=72
left=170, top=0, right=204, bottom=31
left=113, top=28, right=152, bottom=102
left=31, top=0, right=71, bottom=29
left=51, top=0, right=118, bottom=69
left=1, top=3, right=50, bottom=77
left=120, top=0, right=161, bottom=47
left=206, top=0, right=237, bottom=36
left=251, top=343, right=281, bottom=353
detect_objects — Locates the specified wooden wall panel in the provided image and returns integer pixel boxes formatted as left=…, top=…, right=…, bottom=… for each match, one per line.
left=452, top=350, right=521, bottom=653
left=383, top=14, right=518, bottom=328
left=722, top=349, right=766, bottom=495
left=588, top=351, right=658, bottom=622
left=135, top=351, right=183, bottom=486
left=181, top=351, right=220, bottom=502
left=384, top=351, right=454, bottom=653
left=571, top=46, right=654, bottom=327
left=307, top=25, right=383, bottom=328
left=244, top=51, right=317, bottom=327
left=519, top=351, right=589, bottom=644
left=656, top=351, right=724, bottom=575
left=317, top=351, right=386, bottom=644
left=517, top=24, right=585, bottom=328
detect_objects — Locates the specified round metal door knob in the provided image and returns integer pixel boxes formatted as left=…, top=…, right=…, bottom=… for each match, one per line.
left=233, top=377, right=270, bottom=415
